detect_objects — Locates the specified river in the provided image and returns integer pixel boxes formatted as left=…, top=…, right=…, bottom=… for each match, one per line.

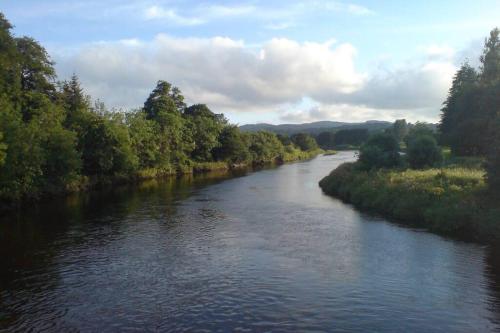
left=1, top=151, right=499, bottom=332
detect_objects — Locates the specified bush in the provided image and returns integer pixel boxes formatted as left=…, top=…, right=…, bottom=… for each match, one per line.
left=358, top=133, right=401, bottom=170
left=407, top=135, right=442, bottom=169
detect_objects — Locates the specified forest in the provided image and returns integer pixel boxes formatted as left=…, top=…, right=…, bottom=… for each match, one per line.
left=0, top=12, right=322, bottom=206
left=320, top=28, right=500, bottom=243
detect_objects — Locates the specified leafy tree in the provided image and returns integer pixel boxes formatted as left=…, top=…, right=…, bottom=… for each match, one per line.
left=407, top=134, right=442, bottom=169
left=291, top=133, right=318, bottom=151
left=486, top=117, right=500, bottom=195
left=389, top=119, right=408, bottom=143
left=405, top=122, right=436, bottom=147
left=277, top=134, right=292, bottom=146
left=184, top=104, right=226, bottom=161
left=334, top=129, right=369, bottom=146
left=41, top=125, right=81, bottom=191
left=0, top=13, right=20, bottom=101
left=480, top=28, right=500, bottom=84
left=248, top=131, right=284, bottom=163
left=79, top=113, right=138, bottom=176
left=144, top=80, right=181, bottom=121
left=358, top=133, right=401, bottom=170
left=213, top=126, right=250, bottom=163
left=126, top=110, right=160, bottom=168
left=316, top=131, right=336, bottom=149
left=16, top=37, right=55, bottom=96
left=439, top=63, right=480, bottom=155
left=0, top=96, right=45, bottom=200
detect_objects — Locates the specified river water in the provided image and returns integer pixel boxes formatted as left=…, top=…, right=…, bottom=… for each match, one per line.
left=1, top=151, right=500, bottom=332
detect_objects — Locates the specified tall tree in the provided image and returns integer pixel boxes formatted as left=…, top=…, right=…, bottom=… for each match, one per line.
left=438, top=63, right=479, bottom=155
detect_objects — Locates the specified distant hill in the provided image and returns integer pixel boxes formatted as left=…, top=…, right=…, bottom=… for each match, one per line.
left=239, top=120, right=393, bottom=136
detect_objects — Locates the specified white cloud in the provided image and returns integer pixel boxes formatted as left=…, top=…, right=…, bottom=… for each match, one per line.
left=55, top=34, right=458, bottom=123
left=143, top=6, right=204, bottom=25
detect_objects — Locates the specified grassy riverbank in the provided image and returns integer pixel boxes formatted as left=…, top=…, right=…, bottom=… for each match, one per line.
left=319, top=162, right=500, bottom=243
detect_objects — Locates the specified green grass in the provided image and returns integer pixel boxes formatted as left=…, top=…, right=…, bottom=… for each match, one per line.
left=323, top=150, right=338, bottom=156
left=319, top=162, right=500, bottom=243
left=281, top=147, right=324, bottom=162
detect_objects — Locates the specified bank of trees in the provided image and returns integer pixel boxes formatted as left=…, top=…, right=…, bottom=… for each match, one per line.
left=0, top=13, right=320, bottom=203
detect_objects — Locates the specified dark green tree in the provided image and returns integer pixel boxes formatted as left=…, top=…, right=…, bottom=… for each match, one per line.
left=213, top=126, right=250, bottom=163
left=334, top=129, right=369, bottom=146
left=291, top=133, right=318, bottom=151
left=248, top=131, right=284, bottom=163
left=389, top=119, right=408, bottom=143
left=184, top=104, right=226, bottom=161
left=407, top=134, right=442, bottom=169
left=358, top=133, right=401, bottom=170
left=316, top=131, right=336, bottom=149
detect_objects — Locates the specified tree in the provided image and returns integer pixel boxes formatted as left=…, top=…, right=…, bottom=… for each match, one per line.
left=358, top=133, right=401, bottom=170
left=291, top=133, right=318, bottom=151
left=479, top=28, right=500, bottom=84
left=0, top=13, right=21, bottom=101
left=334, top=129, right=369, bottom=146
left=213, top=126, right=250, bottom=163
left=41, top=125, right=81, bottom=191
left=144, top=80, right=181, bottom=122
left=126, top=110, right=160, bottom=169
left=389, top=119, right=408, bottom=143
left=248, top=131, right=284, bottom=163
left=405, top=122, right=436, bottom=147
left=316, top=131, right=336, bottom=149
left=16, top=37, right=56, bottom=96
left=486, top=117, right=500, bottom=195
left=184, top=104, right=226, bottom=161
left=407, top=135, right=442, bottom=169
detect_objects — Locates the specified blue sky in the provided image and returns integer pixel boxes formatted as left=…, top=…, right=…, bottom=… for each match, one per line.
left=2, top=0, right=499, bottom=124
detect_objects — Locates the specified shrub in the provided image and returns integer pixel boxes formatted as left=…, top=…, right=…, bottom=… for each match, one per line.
left=358, top=133, right=401, bottom=170
left=407, top=135, right=442, bottom=169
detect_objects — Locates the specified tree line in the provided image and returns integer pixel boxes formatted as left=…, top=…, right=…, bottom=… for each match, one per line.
left=352, top=27, right=499, bottom=195
left=0, top=13, right=320, bottom=204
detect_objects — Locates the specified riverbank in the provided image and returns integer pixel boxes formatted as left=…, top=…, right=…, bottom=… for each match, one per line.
left=319, top=162, right=500, bottom=244
left=0, top=150, right=328, bottom=213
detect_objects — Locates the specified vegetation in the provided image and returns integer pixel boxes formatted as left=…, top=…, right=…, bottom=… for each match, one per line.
left=0, top=13, right=322, bottom=207
left=320, top=27, right=500, bottom=244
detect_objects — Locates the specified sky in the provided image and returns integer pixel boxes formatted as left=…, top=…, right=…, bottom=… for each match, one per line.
left=2, top=1, right=499, bottom=124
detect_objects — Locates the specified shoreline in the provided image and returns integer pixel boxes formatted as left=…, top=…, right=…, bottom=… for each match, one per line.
left=319, top=162, right=500, bottom=245
left=0, top=150, right=328, bottom=214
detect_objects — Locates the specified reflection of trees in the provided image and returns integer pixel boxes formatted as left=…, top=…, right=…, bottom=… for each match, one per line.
left=0, top=169, right=249, bottom=330
left=485, top=246, right=500, bottom=327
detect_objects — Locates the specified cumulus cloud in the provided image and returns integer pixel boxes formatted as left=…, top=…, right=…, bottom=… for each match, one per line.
left=56, top=35, right=364, bottom=111
left=55, top=34, right=458, bottom=123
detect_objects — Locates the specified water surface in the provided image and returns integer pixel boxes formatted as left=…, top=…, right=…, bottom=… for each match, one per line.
left=1, top=152, right=500, bottom=332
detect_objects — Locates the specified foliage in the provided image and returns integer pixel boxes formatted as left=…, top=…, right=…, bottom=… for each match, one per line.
left=486, top=117, right=500, bottom=195
left=439, top=28, right=499, bottom=157
left=358, top=133, right=401, bottom=170
left=290, top=132, right=318, bottom=151
left=333, top=129, right=369, bottom=147
left=316, top=131, right=336, bottom=149
left=248, top=131, right=285, bottom=163
left=319, top=162, right=499, bottom=243
left=389, top=119, right=408, bottom=143
left=0, top=12, right=324, bottom=205
left=406, top=134, right=442, bottom=169
left=212, top=126, right=251, bottom=164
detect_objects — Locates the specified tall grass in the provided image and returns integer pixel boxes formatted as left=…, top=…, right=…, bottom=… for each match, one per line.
left=319, top=162, right=500, bottom=243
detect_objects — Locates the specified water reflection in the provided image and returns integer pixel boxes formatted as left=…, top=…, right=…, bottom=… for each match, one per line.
left=0, top=152, right=499, bottom=332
